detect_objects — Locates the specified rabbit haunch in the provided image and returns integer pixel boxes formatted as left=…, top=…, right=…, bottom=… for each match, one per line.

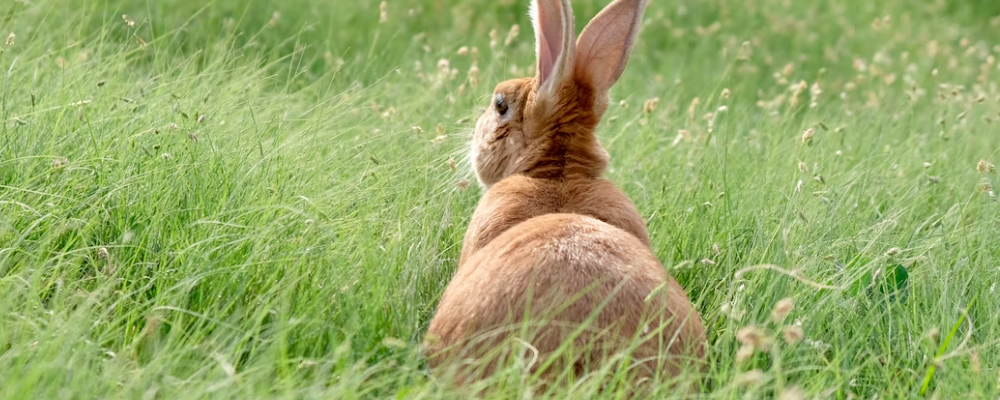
left=427, top=213, right=704, bottom=384
left=425, top=0, right=706, bottom=390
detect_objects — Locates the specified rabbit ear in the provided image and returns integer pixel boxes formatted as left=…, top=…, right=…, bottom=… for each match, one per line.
left=574, top=0, right=648, bottom=94
left=530, top=0, right=576, bottom=97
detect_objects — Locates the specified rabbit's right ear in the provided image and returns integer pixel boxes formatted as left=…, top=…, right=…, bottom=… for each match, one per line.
left=574, top=0, right=648, bottom=95
left=530, top=0, right=576, bottom=98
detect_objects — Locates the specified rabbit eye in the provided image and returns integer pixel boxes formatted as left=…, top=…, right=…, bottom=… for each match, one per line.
left=495, top=93, right=509, bottom=116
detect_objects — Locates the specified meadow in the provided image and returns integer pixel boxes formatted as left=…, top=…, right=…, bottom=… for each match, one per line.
left=1, top=0, right=999, bottom=398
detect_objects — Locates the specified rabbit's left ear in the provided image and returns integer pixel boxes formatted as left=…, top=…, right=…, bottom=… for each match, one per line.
left=574, top=0, right=648, bottom=95
left=531, top=0, right=577, bottom=98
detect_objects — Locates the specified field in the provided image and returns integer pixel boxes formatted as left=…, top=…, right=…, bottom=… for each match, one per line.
left=2, top=0, right=1000, bottom=398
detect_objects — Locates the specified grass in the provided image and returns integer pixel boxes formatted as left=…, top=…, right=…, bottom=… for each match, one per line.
left=1, top=0, right=999, bottom=398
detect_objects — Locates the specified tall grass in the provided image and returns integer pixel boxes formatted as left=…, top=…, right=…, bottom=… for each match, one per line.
left=1, top=0, right=998, bottom=398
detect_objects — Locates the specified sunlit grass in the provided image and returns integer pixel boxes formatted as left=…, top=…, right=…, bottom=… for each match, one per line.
left=1, top=0, right=999, bottom=398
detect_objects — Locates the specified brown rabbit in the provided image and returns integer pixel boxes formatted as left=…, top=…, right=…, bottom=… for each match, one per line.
left=425, top=0, right=706, bottom=392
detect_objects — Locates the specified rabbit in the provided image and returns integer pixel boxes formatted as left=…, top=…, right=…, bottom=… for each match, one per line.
left=425, top=0, right=707, bottom=393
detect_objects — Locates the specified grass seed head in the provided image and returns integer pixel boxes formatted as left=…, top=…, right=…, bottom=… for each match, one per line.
left=489, top=28, right=499, bottom=48
left=687, top=97, right=700, bottom=121
left=504, top=25, right=520, bottom=46
left=979, top=181, right=993, bottom=194
left=379, top=2, right=388, bottom=23
left=772, top=297, right=794, bottom=321
left=735, top=344, right=755, bottom=363
left=466, top=64, right=479, bottom=88
left=381, top=337, right=407, bottom=349
left=790, top=80, right=808, bottom=108
left=672, top=129, right=692, bottom=146
left=5, top=33, right=13, bottom=47
left=736, top=326, right=769, bottom=350
left=737, top=41, right=752, bottom=60
left=643, top=97, right=660, bottom=114
left=810, top=82, right=823, bottom=100
left=971, top=350, right=981, bottom=375
left=778, top=386, right=806, bottom=400
left=926, top=328, right=941, bottom=345
left=783, top=325, right=804, bottom=344
left=801, top=128, right=815, bottom=145
left=977, top=159, right=995, bottom=174
left=735, top=369, right=766, bottom=387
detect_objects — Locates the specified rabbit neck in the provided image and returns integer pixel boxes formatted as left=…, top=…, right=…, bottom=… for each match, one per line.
left=458, top=175, right=650, bottom=268
left=518, top=83, right=610, bottom=181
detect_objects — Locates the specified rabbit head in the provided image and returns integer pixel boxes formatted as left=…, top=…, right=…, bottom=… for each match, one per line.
left=471, top=0, right=648, bottom=188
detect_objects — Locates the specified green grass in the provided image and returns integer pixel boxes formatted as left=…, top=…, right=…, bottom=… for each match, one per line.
left=1, top=0, right=999, bottom=398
